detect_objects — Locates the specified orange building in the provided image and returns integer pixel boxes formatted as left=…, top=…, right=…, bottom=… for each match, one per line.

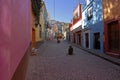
left=31, top=1, right=36, bottom=49
left=103, top=0, right=120, bottom=58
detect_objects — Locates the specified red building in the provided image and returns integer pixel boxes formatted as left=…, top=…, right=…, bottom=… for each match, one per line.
left=69, top=3, right=82, bottom=46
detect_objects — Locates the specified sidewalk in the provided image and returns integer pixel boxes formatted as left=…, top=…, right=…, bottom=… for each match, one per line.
left=67, top=41, right=120, bottom=66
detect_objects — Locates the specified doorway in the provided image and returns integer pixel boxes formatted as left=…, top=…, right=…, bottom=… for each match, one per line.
left=108, top=21, right=120, bottom=51
left=32, top=28, right=36, bottom=48
left=77, top=34, right=81, bottom=46
left=85, top=33, right=89, bottom=48
left=94, top=32, right=100, bottom=49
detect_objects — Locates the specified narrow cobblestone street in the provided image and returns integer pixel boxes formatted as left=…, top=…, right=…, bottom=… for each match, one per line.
left=26, top=39, right=120, bottom=80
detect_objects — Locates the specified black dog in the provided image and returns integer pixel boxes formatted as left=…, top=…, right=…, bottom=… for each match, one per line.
left=68, top=46, right=73, bottom=55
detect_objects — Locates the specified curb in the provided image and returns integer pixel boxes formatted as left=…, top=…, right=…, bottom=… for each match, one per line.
left=80, top=48, right=120, bottom=66
left=66, top=40, right=120, bottom=66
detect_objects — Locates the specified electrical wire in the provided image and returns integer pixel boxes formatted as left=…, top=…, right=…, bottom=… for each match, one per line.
left=54, top=0, right=55, bottom=20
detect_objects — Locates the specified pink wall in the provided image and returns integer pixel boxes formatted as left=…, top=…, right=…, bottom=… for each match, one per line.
left=0, top=0, right=30, bottom=80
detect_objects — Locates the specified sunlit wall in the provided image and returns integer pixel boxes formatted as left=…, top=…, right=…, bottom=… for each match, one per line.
left=103, top=0, right=120, bottom=21
left=82, top=0, right=104, bottom=53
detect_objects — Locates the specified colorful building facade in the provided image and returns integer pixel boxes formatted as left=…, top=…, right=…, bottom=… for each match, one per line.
left=32, top=0, right=49, bottom=49
left=36, top=0, right=48, bottom=43
left=0, top=0, right=31, bottom=80
left=82, top=0, right=104, bottom=53
left=35, top=0, right=45, bottom=43
left=69, top=3, right=82, bottom=46
left=103, top=0, right=120, bottom=58
left=67, top=0, right=120, bottom=58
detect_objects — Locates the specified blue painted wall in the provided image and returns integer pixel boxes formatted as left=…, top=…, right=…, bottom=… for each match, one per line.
left=82, top=0, right=104, bottom=53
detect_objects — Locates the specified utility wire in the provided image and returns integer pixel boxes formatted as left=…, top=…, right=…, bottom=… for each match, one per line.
left=54, top=0, right=55, bottom=20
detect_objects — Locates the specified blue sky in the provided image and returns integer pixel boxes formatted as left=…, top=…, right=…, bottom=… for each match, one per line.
left=44, top=0, right=85, bottom=23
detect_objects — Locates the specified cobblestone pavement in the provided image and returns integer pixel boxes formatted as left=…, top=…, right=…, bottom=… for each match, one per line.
left=25, top=39, right=120, bottom=80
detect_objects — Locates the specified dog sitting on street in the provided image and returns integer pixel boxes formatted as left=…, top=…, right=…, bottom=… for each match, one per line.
left=68, top=45, right=73, bottom=55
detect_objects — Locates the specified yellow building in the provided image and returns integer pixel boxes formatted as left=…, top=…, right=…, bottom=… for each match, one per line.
left=30, top=0, right=45, bottom=55
left=35, top=1, right=47, bottom=43
left=31, top=0, right=48, bottom=52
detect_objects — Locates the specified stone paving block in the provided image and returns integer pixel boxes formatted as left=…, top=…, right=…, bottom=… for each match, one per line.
left=25, top=40, right=120, bottom=80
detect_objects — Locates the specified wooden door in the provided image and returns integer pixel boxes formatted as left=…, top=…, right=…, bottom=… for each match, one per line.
left=32, top=28, right=36, bottom=48
left=108, top=21, right=119, bottom=51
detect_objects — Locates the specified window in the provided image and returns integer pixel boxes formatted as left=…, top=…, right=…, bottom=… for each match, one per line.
left=86, top=0, right=93, bottom=5
left=86, top=0, right=90, bottom=5
left=73, top=12, right=78, bottom=19
left=75, top=12, right=78, bottom=18
left=87, top=6, right=93, bottom=20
